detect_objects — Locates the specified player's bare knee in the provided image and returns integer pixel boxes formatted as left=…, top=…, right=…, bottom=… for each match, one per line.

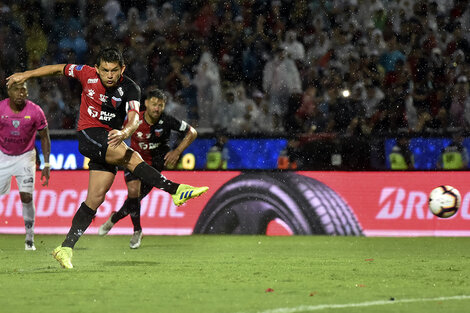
left=125, top=151, right=144, bottom=172
left=86, top=194, right=106, bottom=209
left=127, top=187, right=140, bottom=198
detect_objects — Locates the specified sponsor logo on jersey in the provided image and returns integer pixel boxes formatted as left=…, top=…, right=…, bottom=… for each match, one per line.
left=12, top=120, right=20, bottom=128
left=87, top=106, right=99, bottom=118
left=99, top=94, right=108, bottom=102
left=112, top=96, right=121, bottom=101
left=87, top=78, right=99, bottom=84
left=24, top=116, right=31, bottom=119
left=68, top=64, right=76, bottom=77
left=118, top=87, right=124, bottom=96
left=154, top=128, right=163, bottom=137
left=76, top=65, right=83, bottom=71
left=139, top=142, right=160, bottom=150
left=87, top=89, right=95, bottom=98
left=99, top=111, right=116, bottom=121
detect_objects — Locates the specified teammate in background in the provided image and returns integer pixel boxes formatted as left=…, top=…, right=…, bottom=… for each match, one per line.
left=437, top=131, right=469, bottom=170
left=7, top=48, right=208, bottom=269
left=388, top=134, right=414, bottom=170
left=98, top=88, right=197, bottom=248
left=0, top=82, right=51, bottom=250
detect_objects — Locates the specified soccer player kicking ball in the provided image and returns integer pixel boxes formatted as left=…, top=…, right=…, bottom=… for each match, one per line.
left=99, top=88, right=198, bottom=249
left=0, top=82, right=51, bottom=250
left=6, top=48, right=208, bottom=269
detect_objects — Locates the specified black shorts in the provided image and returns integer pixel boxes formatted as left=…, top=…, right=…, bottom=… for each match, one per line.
left=78, top=127, right=118, bottom=174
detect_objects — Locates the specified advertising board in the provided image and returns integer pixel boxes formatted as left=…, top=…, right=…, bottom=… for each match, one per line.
left=1, top=171, right=468, bottom=236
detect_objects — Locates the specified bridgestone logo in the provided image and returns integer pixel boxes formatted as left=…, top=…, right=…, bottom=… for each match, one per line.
left=375, top=187, right=470, bottom=220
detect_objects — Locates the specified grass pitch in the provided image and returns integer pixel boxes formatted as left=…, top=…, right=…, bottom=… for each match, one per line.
left=0, top=235, right=469, bottom=313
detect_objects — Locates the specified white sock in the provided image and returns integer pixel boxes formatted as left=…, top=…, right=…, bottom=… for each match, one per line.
left=22, top=201, right=35, bottom=242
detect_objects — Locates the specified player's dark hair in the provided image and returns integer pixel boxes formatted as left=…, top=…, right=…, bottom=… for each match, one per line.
left=146, top=88, right=168, bottom=102
left=96, top=47, right=125, bottom=67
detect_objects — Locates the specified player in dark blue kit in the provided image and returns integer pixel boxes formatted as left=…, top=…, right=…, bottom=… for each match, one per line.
left=99, top=88, right=198, bottom=248
left=7, top=48, right=208, bottom=268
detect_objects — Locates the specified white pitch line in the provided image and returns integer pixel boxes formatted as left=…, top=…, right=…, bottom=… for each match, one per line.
left=253, top=295, right=470, bottom=313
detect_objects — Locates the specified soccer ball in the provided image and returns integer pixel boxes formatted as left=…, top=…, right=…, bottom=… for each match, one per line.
left=428, top=185, right=461, bottom=218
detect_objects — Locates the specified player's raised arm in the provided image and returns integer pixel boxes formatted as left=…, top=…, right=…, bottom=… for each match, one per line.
left=6, top=64, right=66, bottom=88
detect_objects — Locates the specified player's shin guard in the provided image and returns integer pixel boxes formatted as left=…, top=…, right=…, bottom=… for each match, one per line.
left=62, top=202, right=96, bottom=248
left=128, top=198, right=142, bottom=231
left=22, top=201, right=35, bottom=242
left=132, top=162, right=179, bottom=194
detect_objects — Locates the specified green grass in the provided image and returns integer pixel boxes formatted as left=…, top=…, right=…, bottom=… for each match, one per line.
left=1, top=235, right=470, bottom=313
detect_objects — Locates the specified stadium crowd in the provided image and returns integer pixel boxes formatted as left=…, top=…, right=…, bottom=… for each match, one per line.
left=1, top=0, right=470, bottom=138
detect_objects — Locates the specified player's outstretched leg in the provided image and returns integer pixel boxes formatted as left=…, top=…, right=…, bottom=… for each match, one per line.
left=171, top=184, right=209, bottom=206
left=132, top=162, right=209, bottom=206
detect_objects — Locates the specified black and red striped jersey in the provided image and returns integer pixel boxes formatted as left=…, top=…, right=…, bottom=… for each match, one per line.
left=129, top=111, right=190, bottom=165
left=64, top=64, right=140, bottom=131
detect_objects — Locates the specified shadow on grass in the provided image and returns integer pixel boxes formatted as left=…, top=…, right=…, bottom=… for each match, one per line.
left=101, top=261, right=160, bottom=266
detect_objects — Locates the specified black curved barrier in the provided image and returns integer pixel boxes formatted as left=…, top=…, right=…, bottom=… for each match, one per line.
left=193, top=172, right=363, bottom=235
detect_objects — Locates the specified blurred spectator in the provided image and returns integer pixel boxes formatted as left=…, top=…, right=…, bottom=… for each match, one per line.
left=263, top=47, right=302, bottom=131
left=295, top=86, right=328, bottom=134
left=379, top=33, right=406, bottom=73
left=165, top=92, right=188, bottom=122
left=450, top=75, right=470, bottom=129
left=103, top=0, right=124, bottom=28
left=281, top=30, right=305, bottom=63
left=193, top=50, right=223, bottom=128
left=305, top=32, right=331, bottom=67
left=37, top=85, right=66, bottom=129
left=251, top=90, right=276, bottom=135
left=363, top=80, right=385, bottom=118
left=213, top=89, right=244, bottom=134
left=118, top=7, right=143, bottom=43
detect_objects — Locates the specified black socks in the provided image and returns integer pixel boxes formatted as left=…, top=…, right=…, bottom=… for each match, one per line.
left=129, top=199, right=142, bottom=232
left=111, top=198, right=142, bottom=231
left=133, top=162, right=179, bottom=194
left=62, top=202, right=96, bottom=248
